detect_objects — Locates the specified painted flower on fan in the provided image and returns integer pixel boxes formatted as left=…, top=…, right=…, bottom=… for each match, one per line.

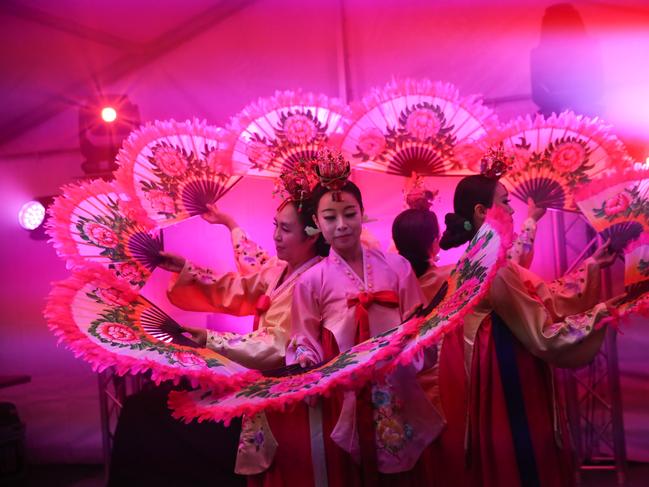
left=153, top=146, right=188, bottom=177
left=511, top=146, right=532, bottom=171
left=550, top=141, right=587, bottom=173
left=436, top=277, right=480, bottom=317
left=405, top=109, right=440, bottom=141
left=357, top=128, right=387, bottom=158
left=604, top=192, right=631, bottom=217
left=83, top=222, right=119, bottom=248
left=283, top=114, right=318, bottom=144
left=117, top=199, right=141, bottom=222
left=96, top=322, right=140, bottom=345
left=268, top=371, right=323, bottom=395
left=631, top=293, right=649, bottom=314
left=638, top=259, right=649, bottom=277
left=465, top=236, right=487, bottom=261
left=206, top=149, right=230, bottom=175
left=172, top=351, right=205, bottom=367
left=351, top=340, right=379, bottom=354
left=245, top=140, right=274, bottom=168
left=145, top=190, right=176, bottom=215
left=95, top=287, right=130, bottom=307
left=116, top=261, right=142, bottom=283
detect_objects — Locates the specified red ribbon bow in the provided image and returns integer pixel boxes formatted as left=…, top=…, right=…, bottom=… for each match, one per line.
left=253, top=294, right=272, bottom=331
left=347, top=290, right=399, bottom=343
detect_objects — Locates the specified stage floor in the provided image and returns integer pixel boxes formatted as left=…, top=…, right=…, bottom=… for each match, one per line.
left=5, top=461, right=649, bottom=487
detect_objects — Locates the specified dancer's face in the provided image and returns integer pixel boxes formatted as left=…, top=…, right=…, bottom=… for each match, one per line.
left=315, top=191, right=363, bottom=254
left=273, top=204, right=314, bottom=263
left=473, top=183, right=514, bottom=229
left=493, top=183, right=515, bottom=216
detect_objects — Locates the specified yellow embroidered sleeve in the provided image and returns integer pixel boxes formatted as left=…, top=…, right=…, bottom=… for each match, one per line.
left=231, top=227, right=276, bottom=275
left=205, top=324, right=288, bottom=370
left=507, top=217, right=537, bottom=269
left=490, top=261, right=609, bottom=366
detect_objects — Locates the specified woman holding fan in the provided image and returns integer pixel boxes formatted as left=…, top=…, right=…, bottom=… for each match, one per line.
left=266, top=148, right=443, bottom=486
left=157, top=162, right=328, bottom=478
left=433, top=157, right=618, bottom=487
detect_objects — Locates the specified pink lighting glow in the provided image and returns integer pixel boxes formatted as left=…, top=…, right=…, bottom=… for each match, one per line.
left=100, top=106, right=117, bottom=123
left=18, top=200, right=46, bottom=230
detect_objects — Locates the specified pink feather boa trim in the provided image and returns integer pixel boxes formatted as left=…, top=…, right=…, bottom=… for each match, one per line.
left=168, top=206, right=514, bottom=425
left=44, top=267, right=261, bottom=391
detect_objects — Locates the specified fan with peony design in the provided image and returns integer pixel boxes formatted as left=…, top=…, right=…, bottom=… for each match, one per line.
left=487, top=111, right=631, bottom=212
left=624, top=233, right=649, bottom=297
left=575, top=170, right=649, bottom=252
left=46, top=179, right=163, bottom=288
left=44, top=268, right=261, bottom=390
left=222, top=90, right=351, bottom=179
left=115, top=118, right=242, bottom=228
left=340, top=79, right=497, bottom=177
left=167, top=206, right=513, bottom=425
left=615, top=279, right=649, bottom=320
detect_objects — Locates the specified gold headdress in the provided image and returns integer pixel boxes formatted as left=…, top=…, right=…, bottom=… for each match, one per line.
left=480, top=143, right=513, bottom=179
left=404, top=173, right=439, bottom=211
left=274, top=160, right=319, bottom=211
left=314, top=147, right=351, bottom=201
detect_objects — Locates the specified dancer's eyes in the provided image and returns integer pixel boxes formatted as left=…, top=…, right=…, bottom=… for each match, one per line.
left=273, top=221, right=290, bottom=231
left=323, top=216, right=336, bottom=222
left=344, top=212, right=357, bottom=219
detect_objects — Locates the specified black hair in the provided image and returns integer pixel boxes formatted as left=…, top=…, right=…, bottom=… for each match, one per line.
left=289, top=199, right=330, bottom=257
left=310, top=181, right=364, bottom=214
left=392, top=208, right=440, bottom=277
left=439, top=175, right=498, bottom=250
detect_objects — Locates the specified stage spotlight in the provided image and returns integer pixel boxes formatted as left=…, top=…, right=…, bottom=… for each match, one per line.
left=18, top=196, right=55, bottom=240
left=18, top=201, right=45, bottom=230
left=101, top=106, right=117, bottom=123
left=79, top=94, right=140, bottom=178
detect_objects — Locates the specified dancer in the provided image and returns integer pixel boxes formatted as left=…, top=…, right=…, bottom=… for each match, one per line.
left=258, top=148, right=442, bottom=487
left=160, top=166, right=326, bottom=371
left=157, top=163, right=328, bottom=478
left=390, top=171, right=549, bottom=485
left=392, top=176, right=546, bottom=306
left=434, top=167, right=617, bottom=487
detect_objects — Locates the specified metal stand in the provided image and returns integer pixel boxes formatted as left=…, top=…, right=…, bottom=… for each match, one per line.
left=551, top=210, right=628, bottom=486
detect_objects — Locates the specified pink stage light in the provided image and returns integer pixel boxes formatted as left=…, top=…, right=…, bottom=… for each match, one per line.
left=18, top=200, right=46, bottom=230
left=101, top=106, right=117, bottom=123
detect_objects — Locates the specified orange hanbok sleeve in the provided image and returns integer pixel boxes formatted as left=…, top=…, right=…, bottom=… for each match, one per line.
left=167, top=261, right=271, bottom=316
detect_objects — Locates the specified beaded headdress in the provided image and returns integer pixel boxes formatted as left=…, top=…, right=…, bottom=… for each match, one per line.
left=314, top=147, right=351, bottom=201
left=274, top=160, right=319, bottom=212
left=404, top=173, right=439, bottom=211
left=480, top=143, right=513, bottom=179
